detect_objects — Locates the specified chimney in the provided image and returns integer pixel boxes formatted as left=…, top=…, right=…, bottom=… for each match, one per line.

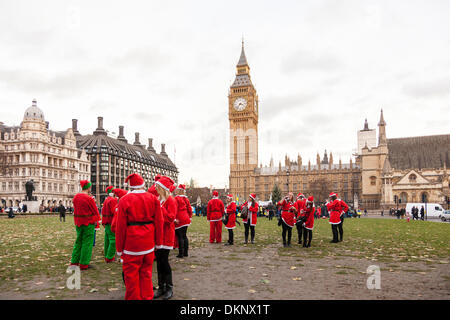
left=72, top=119, right=81, bottom=136
left=160, top=143, right=167, bottom=156
left=147, top=138, right=156, bottom=152
left=134, top=132, right=145, bottom=149
left=117, top=125, right=127, bottom=143
left=93, top=116, right=106, bottom=136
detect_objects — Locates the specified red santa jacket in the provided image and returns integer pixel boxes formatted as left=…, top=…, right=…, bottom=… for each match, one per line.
left=174, top=195, right=191, bottom=229
left=293, top=198, right=306, bottom=218
left=207, top=197, right=224, bottom=222
left=72, top=192, right=100, bottom=227
left=241, top=201, right=258, bottom=226
left=303, top=205, right=315, bottom=230
left=115, top=190, right=163, bottom=256
left=277, top=199, right=296, bottom=227
left=157, top=195, right=177, bottom=250
left=326, top=199, right=349, bottom=224
left=225, top=202, right=237, bottom=229
left=101, top=196, right=118, bottom=225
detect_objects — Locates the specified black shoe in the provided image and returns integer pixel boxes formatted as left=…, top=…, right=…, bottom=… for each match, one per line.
left=183, top=253, right=188, bottom=257
left=153, top=284, right=165, bottom=299
left=224, top=242, right=232, bottom=246
left=162, top=285, right=173, bottom=300
left=298, top=241, right=302, bottom=245
left=330, top=240, right=338, bottom=243
left=176, top=253, right=184, bottom=258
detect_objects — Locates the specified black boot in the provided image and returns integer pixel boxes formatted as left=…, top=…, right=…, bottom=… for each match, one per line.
left=183, top=242, right=189, bottom=257
left=153, top=273, right=165, bottom=299
left=162, top=273, right=173, bottom=300
left=176, top=247, right=184, bottom=258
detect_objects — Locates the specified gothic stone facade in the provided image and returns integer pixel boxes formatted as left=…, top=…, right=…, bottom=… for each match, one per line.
left=228, top=44, right=361, bottom=206
left=0, top=100, right=91, bottom=208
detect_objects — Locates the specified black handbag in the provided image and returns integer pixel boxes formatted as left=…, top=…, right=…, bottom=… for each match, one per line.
left=240, top=206, right=248, bottom=220
left=222, top=213, right=229, bottom=225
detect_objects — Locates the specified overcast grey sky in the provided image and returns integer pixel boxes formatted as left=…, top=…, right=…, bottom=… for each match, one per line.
left=1, top=0, right=449, bottom=188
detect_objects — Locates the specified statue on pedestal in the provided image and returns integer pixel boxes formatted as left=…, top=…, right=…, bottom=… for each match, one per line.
left=25, top=179, right=35, bottom=201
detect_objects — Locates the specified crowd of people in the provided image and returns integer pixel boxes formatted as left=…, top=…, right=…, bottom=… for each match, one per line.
left=67, top=173, right=352, bottom=300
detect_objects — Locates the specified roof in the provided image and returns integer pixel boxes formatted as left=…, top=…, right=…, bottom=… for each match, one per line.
left=237, top=41, right=248, bottom=67
left=387, top=134, right=450, bottom=170
left=76, top=134, right=177, bottom=171
left=231, top=74, right=252, bottom=88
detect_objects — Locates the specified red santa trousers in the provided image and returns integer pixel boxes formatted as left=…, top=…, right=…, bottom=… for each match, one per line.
left=209, top=220, right=222, bottom=243
left=122, top=252, right=155, bottom=300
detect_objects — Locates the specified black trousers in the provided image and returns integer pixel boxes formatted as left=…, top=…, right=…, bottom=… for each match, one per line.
left=331, top=224, right=339, bottom=242
left=60, top=213, right=65, bottom=222
left=175, top=226, right=189, bottom=256
left=296, top=222, right=303, bottom=243
left=302, top=226, right=312, bottom=247
left=281, top=221, right=292, bottom=245
left=227, top=228, right=234, bottom=244
left=244, top=222, right=255, bottom=242
left=155, top=249, right=172, bottom=287
left=338, top=217, right=344, bottom=241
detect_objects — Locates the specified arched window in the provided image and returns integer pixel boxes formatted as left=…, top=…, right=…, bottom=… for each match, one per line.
left=370, top=176, right=377, bottom=186
left=421, top=192, right=428, bottom=203
left=400, top=192, right=408, bottom=203
left=408, top=174, right=417, bottom=183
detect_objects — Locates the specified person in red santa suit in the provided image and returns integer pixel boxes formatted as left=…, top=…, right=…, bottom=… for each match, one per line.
left=241, top=193, right=259, bottom=244
left=153, top=176, right=177, bottom=300
left=207, top=190, right=224, bottom=244
left=115, top=173, right=163, bottom=300
left=326, top=192, right=348, bottom=243
left=277, top=192, right=296, bottom=247
left=293, top=193, right=306, bottom=245
left=70, top=180, right=101, bottom=270
left=301, top=196, right=316, bottom=248
left=224, top=194, right=237, bottom=245
left=173, top=184, right=192, bottom=258
left=110, top=188, right=128, bottom=234
left=101, top=186, right=118, bottom=263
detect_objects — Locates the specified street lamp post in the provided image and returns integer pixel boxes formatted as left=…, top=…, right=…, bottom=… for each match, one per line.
left=286, top=168, right=290, bottom=194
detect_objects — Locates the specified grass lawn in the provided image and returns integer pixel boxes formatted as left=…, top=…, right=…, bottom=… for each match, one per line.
left=0, top=214, right=448, bottom=299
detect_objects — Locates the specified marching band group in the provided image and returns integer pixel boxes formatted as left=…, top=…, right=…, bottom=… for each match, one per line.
left=68, top=173, right=349, bottom=300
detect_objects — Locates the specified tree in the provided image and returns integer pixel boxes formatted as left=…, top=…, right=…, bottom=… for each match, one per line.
left=271, top=184, right=282, bottom=204
left=189, top=178, right=196, bottom=188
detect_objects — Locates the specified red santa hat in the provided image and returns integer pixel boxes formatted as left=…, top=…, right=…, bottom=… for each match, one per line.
left=154, top=174, right=162, bottom=182
left=306, top=196, right=314, bottom=203
left=249, top=193, right=256, bottom=201
left=212, top=190, right=219, bottom=197
left=124, top=173, right=145, bottom=189
left=113, top=188, right=128, bottom=199
left=105, top=186, right=114, bottom=194
left=329, top=192, right=338, bottom=198
left=169, top=184, right=176, bottom=193
left=80, top=180, right=91, bottom=190
left=297, top=192, right=305, bottom=199
left=176, top=184, right=186, bottom=191
left=155, top=176, right=175, bottom=192
left=147, top=184, right=158, bottom=197
left=227, top=194, right=233, bottom=199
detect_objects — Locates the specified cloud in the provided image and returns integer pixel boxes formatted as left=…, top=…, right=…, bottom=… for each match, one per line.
left=262, top=93, right=319, bottom=119
left=402, top=78, right=450, bottom=99
left=281, top=49, right=343, bottom=75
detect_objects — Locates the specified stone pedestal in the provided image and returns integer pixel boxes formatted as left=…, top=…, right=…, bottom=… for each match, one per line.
left=22, top=200, right=40, bottom=213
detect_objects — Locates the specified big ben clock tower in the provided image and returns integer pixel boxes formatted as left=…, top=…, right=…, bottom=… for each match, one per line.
left=229, top=41, right=259, bottom=201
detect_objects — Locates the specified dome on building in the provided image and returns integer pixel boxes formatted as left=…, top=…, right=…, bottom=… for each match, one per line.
left=23, top=99, right=45, bottom=121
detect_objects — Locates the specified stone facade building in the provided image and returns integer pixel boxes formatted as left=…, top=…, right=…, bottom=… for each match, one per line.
left=358, top=111, right=450, bottom=209
left=0, top=100, right=91, bottom=208
left=74, top=116, right=178, bottom=204
left=228, top=43, right=361, bottom=206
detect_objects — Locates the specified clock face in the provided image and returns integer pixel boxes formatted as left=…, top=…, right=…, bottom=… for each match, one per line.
left=233, top=97, right=247, bottom=111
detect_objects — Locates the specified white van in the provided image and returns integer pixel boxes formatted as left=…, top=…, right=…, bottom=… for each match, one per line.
left=405, top=203, right=445, bottom=219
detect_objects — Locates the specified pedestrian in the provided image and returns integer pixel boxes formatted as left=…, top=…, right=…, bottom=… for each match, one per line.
left=115, top=173, right=163, bottom=300
left=302, top=196, right=315, bottom=248
left=174, top=184, right=192, bottom=258
left=293, top=193, right=306, bottom=245
left=58, top=201, right=66, bottom=222
left=153, top=176, right=177, bottom=300
left=207, top=190, right=224, bottom=244
left=241, top=194, right=259, bottom=244
left=268, top=202, right=274, bottom=221
left=277, top=193, right=296, bottom=247
left=381, top=209, right=384, bottom=217
left=224, top=194, right=237, bottom=245
left=70, top=180, right=100, bottom=270
left=420, top=206, right=425, bottom=220
left=326, top=192, right=348, bottom=243
left=101, top=186, right=118, bottom=263
left=364, top=208, right=368, bottom=217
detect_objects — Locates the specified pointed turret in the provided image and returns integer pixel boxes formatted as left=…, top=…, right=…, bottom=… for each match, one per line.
left=378, top=109, right=387, bottom=145
left=382, top=156, right=392, bottom=175
left=237, top=39, right=248, bottom=67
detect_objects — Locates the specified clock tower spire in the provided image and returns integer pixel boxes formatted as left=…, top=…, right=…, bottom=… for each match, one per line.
left=228, top=40, right=259, bottom=200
